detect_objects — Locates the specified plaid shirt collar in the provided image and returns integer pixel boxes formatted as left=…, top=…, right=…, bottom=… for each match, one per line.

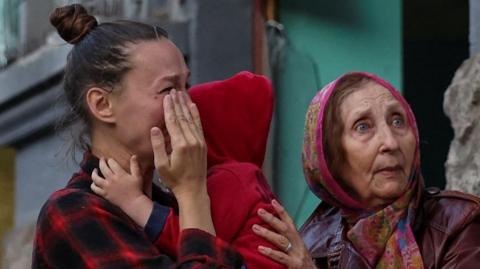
left=65, top=151, right=99, bottom=190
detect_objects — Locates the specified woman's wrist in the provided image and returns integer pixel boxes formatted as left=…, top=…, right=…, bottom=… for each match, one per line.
left=175, top=185, right=216, bottom=235
left=176, top=187, right=211, bottom=216
left=176, top=191, right=210, bottom=209
left=170, top=177, right=208, bottom=202
left=174, top=184, right=208, bottom=202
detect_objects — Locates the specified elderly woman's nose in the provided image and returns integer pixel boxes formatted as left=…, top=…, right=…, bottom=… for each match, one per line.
left=378, top=125, right=399, bottom=152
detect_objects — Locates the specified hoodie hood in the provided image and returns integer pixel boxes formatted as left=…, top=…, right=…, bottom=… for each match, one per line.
left=189, top=71, right=273, bottom=168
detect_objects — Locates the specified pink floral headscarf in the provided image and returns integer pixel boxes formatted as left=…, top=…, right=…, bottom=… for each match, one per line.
left=303, top=72, right=425, bottom=268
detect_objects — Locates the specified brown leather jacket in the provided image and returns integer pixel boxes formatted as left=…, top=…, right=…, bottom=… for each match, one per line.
left=300, top=188, right=480, bottom=269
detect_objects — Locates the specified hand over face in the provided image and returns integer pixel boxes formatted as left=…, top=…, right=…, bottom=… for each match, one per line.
left=150, top=89, right=208, bottom=200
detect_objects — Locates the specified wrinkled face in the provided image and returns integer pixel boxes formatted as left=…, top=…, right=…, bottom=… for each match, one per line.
left=338, top=82, right=416, bottom=208
left=112, top=39, right=189, bottom=159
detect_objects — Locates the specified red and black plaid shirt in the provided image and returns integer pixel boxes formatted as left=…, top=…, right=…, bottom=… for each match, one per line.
left=32, top=152, right=244, bottom=269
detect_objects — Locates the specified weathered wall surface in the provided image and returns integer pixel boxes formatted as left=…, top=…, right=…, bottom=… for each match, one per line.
left=444, top=54, right=480, bottom=194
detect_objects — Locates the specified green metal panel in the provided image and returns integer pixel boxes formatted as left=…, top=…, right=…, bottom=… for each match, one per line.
left=275, top=0, right=402, bottom=226
left=272, top=46, right=319, bottom=226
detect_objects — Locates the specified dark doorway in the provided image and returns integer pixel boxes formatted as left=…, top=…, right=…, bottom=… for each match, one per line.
left=403, top=0, right=469, bottom=188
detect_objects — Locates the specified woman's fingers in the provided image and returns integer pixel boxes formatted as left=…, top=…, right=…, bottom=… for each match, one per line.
left=257, top=208, right=289, bottom=235
left=272, top=199, right=295, bottom=227
left=151, top=127, right=168, bottom=170
left=252, top=224, right=291, bottom=251
left=255, top=202, right=316, bottom=269
left=259, top=245, right=309, bottom=269
left=184, top=93, right=203, bottom=132
left=164, top=90, right=202, bottom=146
left=171, top=90, right=196, bottom=143
left=180, top=92, right=203, bottom=141
left=163, top=93, right=184, bottom=147
left=178, top=91, right=194, bottom=122
left=188, top=102, right=205, bottom=142
left=258, top=246, right=290, bottom=266
left=170, top=90, right=188, bottom=133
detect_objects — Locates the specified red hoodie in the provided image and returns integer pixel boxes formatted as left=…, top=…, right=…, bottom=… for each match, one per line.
left=150, top=71, right=285, bottom=268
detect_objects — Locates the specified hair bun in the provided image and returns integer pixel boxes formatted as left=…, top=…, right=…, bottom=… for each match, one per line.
left=50, top=4, right=98, bottom=45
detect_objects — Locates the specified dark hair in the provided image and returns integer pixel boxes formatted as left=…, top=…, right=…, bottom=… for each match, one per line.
left=50, top=4, right=168, bottom=153
left=323, top=74, right=372, bottom=179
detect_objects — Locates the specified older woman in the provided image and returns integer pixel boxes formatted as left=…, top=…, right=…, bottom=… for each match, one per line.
left=254, top=72, right=480, bottom=268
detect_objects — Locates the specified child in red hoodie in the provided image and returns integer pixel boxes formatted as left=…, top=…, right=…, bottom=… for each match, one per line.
left=91, top=71, right=285, bottom=269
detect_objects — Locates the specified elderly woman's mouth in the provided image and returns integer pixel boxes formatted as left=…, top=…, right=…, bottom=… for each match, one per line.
left=375, top=165, right=403, bottom=175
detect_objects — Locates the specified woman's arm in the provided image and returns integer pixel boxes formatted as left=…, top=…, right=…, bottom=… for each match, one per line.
left=151, top=89, right=214, bottom=234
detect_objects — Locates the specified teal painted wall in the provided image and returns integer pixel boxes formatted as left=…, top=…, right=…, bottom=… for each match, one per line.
left=0, top=0, right=20, bottom=67
left=274, top=0, right=402, bottom=226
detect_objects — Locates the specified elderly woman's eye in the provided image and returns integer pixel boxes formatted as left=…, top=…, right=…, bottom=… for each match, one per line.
left=354, top=122, right=370, bottom=133
left=392, top=117, right=405, bottom=128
